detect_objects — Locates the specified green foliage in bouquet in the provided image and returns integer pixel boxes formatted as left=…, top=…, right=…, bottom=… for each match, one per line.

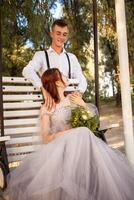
left=69, top=106, right=100, bottom=137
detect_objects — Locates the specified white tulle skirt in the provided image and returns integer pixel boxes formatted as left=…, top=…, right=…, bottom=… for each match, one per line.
left=4, top=127, right=134, bottom=200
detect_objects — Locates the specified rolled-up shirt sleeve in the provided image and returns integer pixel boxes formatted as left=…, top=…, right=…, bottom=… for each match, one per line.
left=72, top=55, right=87, bottom=93
left=22, top=51, right=44, bottom=88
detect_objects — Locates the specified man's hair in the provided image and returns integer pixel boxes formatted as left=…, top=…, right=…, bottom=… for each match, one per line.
left=52, top=19, right=68, bottom=31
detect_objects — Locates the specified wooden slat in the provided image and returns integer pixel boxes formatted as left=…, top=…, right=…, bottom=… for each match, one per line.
left=8, top=154, right=28, bottom=162
left=4, top=109, right=40, bottom=118
left=6, top=136, right=40, bottom=145
left=3, top=90, right=79, bottom=98
left=3, top=94, right=43, bottom=101
left=2, top=77, right=79, bottom=84
left=4, top=126, right=39, bottom=135
left=0, top=136, right=10, bottom=142
left=3, top=85, right=40, bottom=92
left=3, top=86, right=78, bottom=93
left=7, top=145, right=35, bottom=154
left=4, top=118, right=38, bottom=126
left=3, top=109, right=39, bottom=118
left=3, top=101, right=42, bottom=109
left=2, top=77, right=30, bottom=84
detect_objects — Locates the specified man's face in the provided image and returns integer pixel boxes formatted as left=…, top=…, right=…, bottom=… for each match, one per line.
left=50, top=25, right=69, bottom=48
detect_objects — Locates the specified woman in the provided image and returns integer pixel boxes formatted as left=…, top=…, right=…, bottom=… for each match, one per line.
left=4, top=68, right=134, bottom=200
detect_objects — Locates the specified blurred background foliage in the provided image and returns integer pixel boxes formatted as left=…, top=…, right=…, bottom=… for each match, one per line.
left=1, top=0, right=134, bottom=105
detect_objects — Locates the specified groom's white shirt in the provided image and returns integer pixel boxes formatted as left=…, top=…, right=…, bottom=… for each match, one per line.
left=22, top=47, right=87, bottom=93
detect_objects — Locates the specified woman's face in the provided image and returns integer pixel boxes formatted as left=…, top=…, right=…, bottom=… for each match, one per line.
left=58, top=73, right=69, bottom=88
left=62, top=74, right=69, bottom=86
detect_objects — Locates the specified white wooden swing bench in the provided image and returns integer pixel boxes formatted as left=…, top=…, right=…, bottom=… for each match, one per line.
left=0, top=76, right=119, bottom=188
left=2, top=76, right=43, bottom=168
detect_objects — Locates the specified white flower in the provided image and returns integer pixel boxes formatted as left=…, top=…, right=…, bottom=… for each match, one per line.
left=81, top=115, right=88, bottom=120
left=87, top=111, right=93, bottom=117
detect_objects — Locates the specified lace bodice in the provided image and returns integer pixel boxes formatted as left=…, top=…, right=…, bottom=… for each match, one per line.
left=41, top=97, right=99, bottom=135
left=49, top=97, right=72, bottom=134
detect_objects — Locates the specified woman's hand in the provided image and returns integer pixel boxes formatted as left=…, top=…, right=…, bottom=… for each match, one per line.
left=42, top=129, right=71, bottom=144
left=41, top=87, right=56, bottom=111
left=69, top=92, right=86, bottom=108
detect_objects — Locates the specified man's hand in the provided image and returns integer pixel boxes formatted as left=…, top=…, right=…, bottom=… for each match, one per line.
left=41, top=87, right=56, bottom=111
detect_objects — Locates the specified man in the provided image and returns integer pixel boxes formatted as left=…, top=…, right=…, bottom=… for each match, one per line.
left=22, top=19, right=87, bottom=109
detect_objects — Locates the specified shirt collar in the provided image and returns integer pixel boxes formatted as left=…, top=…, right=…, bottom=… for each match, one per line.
left=48, top=46, right=67, bottom=54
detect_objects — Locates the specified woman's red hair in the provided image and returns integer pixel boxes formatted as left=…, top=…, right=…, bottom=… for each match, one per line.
left=41, top=68, right=65, bottom=103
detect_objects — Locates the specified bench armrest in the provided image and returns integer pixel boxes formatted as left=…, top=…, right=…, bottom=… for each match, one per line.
left=99, top=123, right=119, bottom=132
left=0, top=136, right=11, bottom=142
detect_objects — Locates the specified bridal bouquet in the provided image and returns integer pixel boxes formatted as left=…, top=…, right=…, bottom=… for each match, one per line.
left=69, top=106, right=100, bottom=137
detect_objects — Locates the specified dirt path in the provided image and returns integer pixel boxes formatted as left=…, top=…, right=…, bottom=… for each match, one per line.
left=100, top=104, right=126, bottom=153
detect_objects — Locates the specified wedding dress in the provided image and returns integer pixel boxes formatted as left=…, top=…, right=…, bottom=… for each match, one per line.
left=4, top=97, right=134, bottom=200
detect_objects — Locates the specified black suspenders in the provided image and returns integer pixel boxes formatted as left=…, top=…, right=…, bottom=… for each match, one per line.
left=44, top=50, right=71, bottom=78
left=65, top=52, right=71, bottom=79
left=44, top=50, right=50, bottom=69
